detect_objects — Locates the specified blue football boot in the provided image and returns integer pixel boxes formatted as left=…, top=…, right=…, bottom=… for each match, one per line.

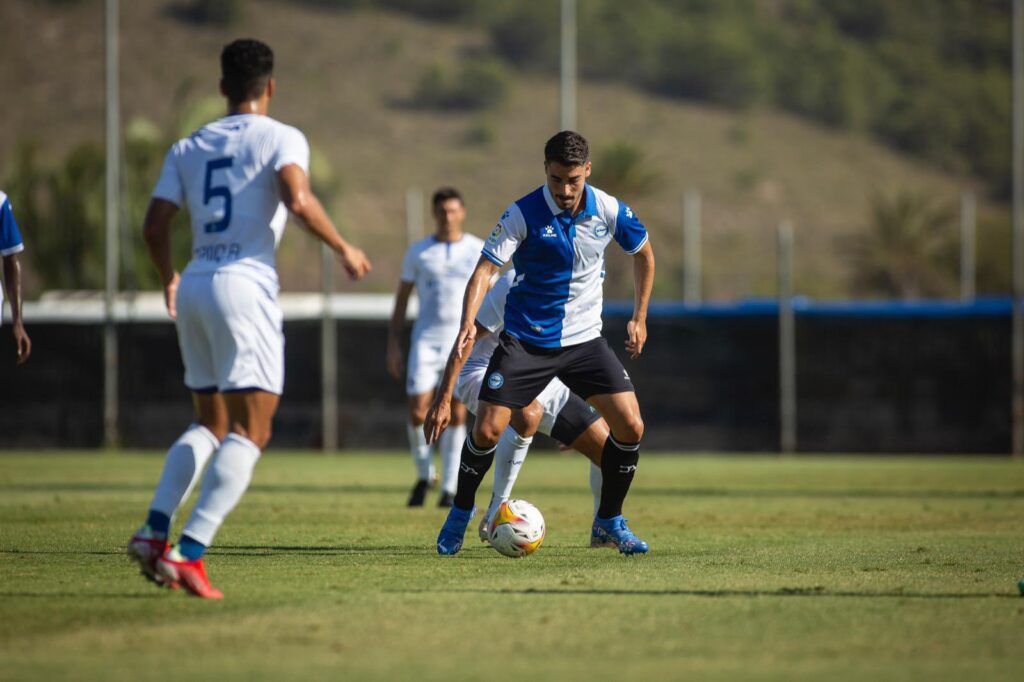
left=592, top=515, right=649, bottom=555
left=437, top=505, right=475, bottom=556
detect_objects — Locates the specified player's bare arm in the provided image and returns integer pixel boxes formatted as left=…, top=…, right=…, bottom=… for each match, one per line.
left=2, top=251, right=30, bottom=364
left=454, top=257, right=499, bottom=359
left=424, top=320, right=491, bottom=444
left=142, top=198, right=182, bottom=320
left=626, top=240, right=655, bottom=359
left=277, top=164, right=371, bottom=280
left=387, top=280, right=415, bottom=380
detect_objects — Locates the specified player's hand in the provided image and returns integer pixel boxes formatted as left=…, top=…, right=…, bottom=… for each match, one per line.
left=12, top=321, right=30, bottom=365
left=454, top=324, right=476, bottom=360
left=424, top=398, right=451, bottom=445
left=386, top=341, right=403, bottom=380
left=626, top=318, right=647, bottom=359
left=339, top=246, right=372, bottom=281
left=164, top=271, right=180, bottom=320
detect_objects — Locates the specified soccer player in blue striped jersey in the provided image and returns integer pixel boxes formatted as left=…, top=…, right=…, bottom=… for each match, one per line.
left=0, top=191, right=31, bottom=364
left=435, top=131, right=655, bottom=555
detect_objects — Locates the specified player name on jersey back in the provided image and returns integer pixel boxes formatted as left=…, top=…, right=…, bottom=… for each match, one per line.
left=152, top=114, right=310, bottom=286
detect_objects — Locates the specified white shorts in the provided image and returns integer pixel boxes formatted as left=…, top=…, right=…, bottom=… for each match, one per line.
left=455, top=362, right=571, bottom=437
left=175, top=271, right=284, bottom=395
left=406, top=331, right=458, bottom=396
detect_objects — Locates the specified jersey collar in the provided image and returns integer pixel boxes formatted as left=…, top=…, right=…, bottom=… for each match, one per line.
left=542, top=184, right=597, bottom=219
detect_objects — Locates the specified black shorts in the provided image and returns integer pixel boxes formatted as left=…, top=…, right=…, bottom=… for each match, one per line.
left=478, top=332, right=635, bottom=409
left=550, top=392, right=602, bottom=446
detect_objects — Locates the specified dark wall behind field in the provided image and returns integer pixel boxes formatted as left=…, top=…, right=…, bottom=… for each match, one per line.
left=0, top=304, right=1011, bottom=453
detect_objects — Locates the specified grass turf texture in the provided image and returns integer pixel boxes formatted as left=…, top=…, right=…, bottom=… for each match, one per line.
left=0, top=452, right=1022, bottom=681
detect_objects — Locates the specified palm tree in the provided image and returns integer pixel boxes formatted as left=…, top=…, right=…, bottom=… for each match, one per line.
left=846, top=190, right=956, bottom=298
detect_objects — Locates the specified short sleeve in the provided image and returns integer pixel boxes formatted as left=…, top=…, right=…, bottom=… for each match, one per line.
left=0, top=198, right=25, bottom=256
left=613, top=200, right=649, bottom=254
left=481, top=204, right=526, bottom=266
left=151, top=147, right=184, bottom=207
left=273, top=126, right=310, bottom=173
left=476, top=270, right=514, bottom=331
left=400, top=244, right=419, bottom=284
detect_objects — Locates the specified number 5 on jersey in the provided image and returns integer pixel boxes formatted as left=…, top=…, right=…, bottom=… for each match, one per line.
left=203, top=157, right=233, bottom=233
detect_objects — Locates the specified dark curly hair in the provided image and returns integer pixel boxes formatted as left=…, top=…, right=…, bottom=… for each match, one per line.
left=431, top=187, right=464, bottom=210
left=221, top=39, right=274, bottom=104
left=544, top=130, right=589, bottom=167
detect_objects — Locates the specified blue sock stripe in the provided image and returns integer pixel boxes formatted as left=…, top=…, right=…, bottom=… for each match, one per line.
left=178, top=535, right=207, bottom=561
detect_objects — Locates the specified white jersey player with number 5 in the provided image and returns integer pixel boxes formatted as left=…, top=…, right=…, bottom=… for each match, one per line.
left=127, top=39, right=371, bottom=599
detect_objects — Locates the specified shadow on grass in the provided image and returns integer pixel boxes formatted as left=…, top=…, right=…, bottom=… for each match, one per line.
left=389, top=587, right=1020, bottom=600
left=1, top=482, right=1021, bottom=500
left=211, top=544, right=434, bottom=557
left=0, top=591, right=166, bottom=599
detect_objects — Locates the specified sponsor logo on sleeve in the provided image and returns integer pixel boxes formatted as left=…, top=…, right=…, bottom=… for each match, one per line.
left=488, top=223, right=503, bottom=242
left=624, top=205, right=634, bottom=219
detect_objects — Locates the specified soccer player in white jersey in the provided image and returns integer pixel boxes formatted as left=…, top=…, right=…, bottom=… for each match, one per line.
left=127, top=39, right=371, bottom=598
left=388, top=188, right=483, bottom=507
left=0, top=191, right=31, bottom=364
left=424, top=268, right=615, bottom=546
left=435, top=131, right=655, bottom=556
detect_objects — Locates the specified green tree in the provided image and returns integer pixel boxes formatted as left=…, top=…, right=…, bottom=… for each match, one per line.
left=845, top=191, right=957, bottom=299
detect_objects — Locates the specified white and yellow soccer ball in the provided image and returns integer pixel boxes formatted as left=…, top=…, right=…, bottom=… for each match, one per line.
left=488, top=499, right=546, bottom=558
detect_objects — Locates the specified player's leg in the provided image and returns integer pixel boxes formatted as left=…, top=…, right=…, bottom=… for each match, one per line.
left=406, top=338, right=439, bottom=506
left=128, top=393, right=227, bottom=585
left=438, top=333, right=553, bottom=555
left=437, top=397, right=468, bottom=507
left=160, top=390, right=279, bottom=598
left=129, top=275, right=227, bottom=585
left=560, top=417, right=617, bottom=546
left=436, top=399, right=512, bottom=554
left=478, top=400, right=544, bottom=541
left=558, top=338, right=648, bottom=555
left=157, top=271, right=284, bottom=596
left=405, top=389, right=436, bottom=507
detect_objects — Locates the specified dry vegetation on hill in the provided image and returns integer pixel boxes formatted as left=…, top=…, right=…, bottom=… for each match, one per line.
left=0, top=0, right=1007, bottom=300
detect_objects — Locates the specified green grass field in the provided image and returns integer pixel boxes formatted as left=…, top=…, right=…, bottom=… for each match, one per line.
left=1, top=452, right=1022, bottom=681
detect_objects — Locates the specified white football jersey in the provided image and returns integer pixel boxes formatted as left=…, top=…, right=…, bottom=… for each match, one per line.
left=465, top=268, right=515, bottom=372
left=152, top=113, right=310, bottom=286
left=401, top=233, right=484, bottom=342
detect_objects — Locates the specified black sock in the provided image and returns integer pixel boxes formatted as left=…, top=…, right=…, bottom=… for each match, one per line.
left=452, top=436, right=496, bottom=511
left=598, top=436, right=640, bottom=519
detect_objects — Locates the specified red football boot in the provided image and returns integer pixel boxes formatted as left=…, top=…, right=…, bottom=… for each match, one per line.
left=156, top=546, right=223, bottom=599
left=127, top=526, right=179, bottom=588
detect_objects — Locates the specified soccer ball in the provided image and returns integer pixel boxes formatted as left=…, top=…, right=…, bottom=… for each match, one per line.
left=488, top=499, right=545, bottom=558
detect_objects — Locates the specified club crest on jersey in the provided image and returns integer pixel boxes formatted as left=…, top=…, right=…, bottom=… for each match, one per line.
left=594, top=224, right=609, bottom=238
left=541, top=225, right=557, bottom=238
left=487, top=372, right=505, bottom=389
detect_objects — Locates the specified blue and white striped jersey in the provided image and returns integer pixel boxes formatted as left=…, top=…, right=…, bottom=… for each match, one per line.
left=0, top=192, right=24, bottom=258
left=0, top=190, right=26, bottom=318
left=481, top=184, right=648, bottom=348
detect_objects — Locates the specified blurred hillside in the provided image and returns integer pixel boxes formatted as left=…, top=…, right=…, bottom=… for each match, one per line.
left=0, top=0, right=1012, bottom=300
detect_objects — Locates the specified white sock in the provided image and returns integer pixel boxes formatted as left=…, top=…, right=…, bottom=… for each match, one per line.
left=589, top=462, right=603, bottom=517
left=407, top=422, right=434, bottom=481
left=181, top=433, right=261, bottom=547
left=439, top=422, right=466, bottom=495
left=149, top=424, right=219, bottom=521
left=484, top=427, right=532, bottom=524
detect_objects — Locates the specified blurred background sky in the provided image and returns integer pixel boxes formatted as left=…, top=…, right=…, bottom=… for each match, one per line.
left=0, top=0, right=1013, bottom=301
